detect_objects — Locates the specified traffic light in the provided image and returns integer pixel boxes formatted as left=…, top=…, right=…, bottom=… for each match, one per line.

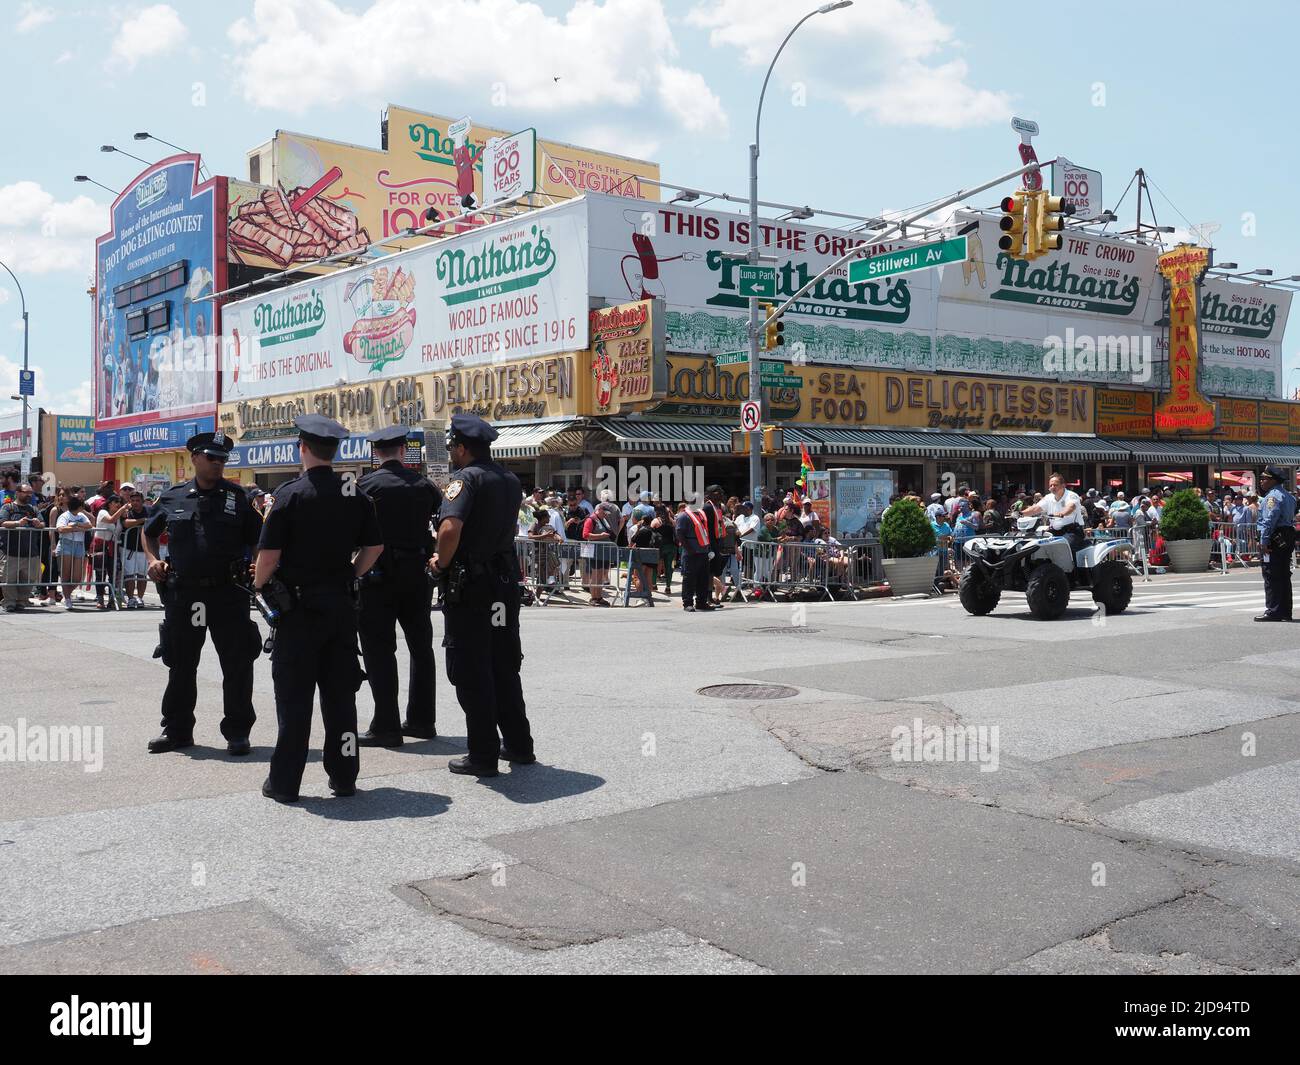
left=998, top=191, right=1027, bottom=257
left=731, top=429, right=750, bottom=455
left=1035, top=193, right=1072, bottom=256
left=761, top=302, right=785, bottom=351
left=763, top=425, right=785, bottom=456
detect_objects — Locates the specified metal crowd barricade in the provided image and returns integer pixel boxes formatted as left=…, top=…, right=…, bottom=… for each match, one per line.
left=513, top=537, right=633, bottom=605
left=1209, top=520, right=1258, bottom=572
left=0, top=526, right=55, bottom=609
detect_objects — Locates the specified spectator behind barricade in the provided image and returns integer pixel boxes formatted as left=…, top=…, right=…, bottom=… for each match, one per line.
left=800, top=500, right=815, bottom=527
left=86, top=479, right=112, bottom=517
left=0, top=481, right=45, bottom=612
left=581, top=496, right=620, bottom=606
left=925, top=493, right=945, bottom=524
left=564, top=502, right=586, bottom=542
left=574, top=485, right=594, bottom=516
left=54, top=494, right=91, bottom=610
left=735, top=500, right=760, bottom=541
left=1109, top=492, right=1133, bottom=532
left=92, top=492, right=127, bottom=610
left=1, top=469, right=21, bottom=505
left=528, top=508, right=560, bottom=543
left=628, top=503, right=661, bottom=598
left=980, top=503, right=1005, bottom=534
left=517, top=491, right=535, bottom=535
left=120, top=488, right=151, bottom=608
left=544, top=495, right=567, bottom=540
left=713, top=505, right=741, bottom=605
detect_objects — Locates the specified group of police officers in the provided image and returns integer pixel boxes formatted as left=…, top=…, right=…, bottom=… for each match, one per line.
left=143, top=411, right=534, bottom=802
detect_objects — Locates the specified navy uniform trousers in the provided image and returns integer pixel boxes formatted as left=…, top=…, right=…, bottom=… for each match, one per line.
left=160, top=582, right=258, bottom=740
left=268, top=588, right=362, bottom=797
left=679, top=549, right=711, bottom=608
left=359, top=563, right=436, bottom=733
left=1262, top=544, right=1294, bottom=620
left=441, top=569, right=531, bottom=765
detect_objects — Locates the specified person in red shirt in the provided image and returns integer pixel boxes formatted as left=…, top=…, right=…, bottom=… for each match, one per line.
left=582, top=498, right=620, bottom=606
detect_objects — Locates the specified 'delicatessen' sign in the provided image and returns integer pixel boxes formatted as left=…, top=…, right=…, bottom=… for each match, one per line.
left=1155, top=244, right=1215, bottom=433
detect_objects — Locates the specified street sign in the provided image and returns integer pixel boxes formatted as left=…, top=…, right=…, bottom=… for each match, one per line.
left=738, top=264, right=776, bottom=298
left=714, top=350, right=748, bottom=366
left=18, top=370, right=34, bottom=396
left=740, top=401, right=761, bottom=432
left=761, top=374, right=802, bottom=388
left=848, top=236, right=968, bottom=284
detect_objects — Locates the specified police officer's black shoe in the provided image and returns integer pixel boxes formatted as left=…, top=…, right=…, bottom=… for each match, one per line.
left=327, top=778, right=357, bottom=797
left=1254, top=614, right=1287, bottom=622
left=448, top=756, right=498, bottom=777
left=499, top=746, right=536, bottom=765
left=400, top=722, right=437, bottom=740
left=226, top=737, right=252, bottom=756
left=357, top=730, right=404, bottom=747
left=147, top=732, right=193, bottom=753
left=261, top=778, right=299, bottom=803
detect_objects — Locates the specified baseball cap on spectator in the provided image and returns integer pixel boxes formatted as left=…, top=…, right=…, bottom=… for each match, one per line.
left=639, top=490, right=653, bottom=502
left=120, top=481, right=136, bottom=493
left=741, top=500, right=753, bottom=509
left=632, top=504, right=654, bottom=520
left=930, top=493, right=942, bottom=501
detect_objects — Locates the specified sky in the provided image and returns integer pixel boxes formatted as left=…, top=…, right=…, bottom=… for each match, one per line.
left=3, top=0, right=1300, bottom=421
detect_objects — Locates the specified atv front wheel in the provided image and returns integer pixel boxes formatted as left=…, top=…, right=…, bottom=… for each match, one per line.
left=958, top=567, right=1001, bottom=616
left=1025, top=563, right=1070, bottom=620
left=1090, top=560, right=1133, bottom=615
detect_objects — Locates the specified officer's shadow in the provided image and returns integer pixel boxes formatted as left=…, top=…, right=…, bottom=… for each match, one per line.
left=297, top=786, right=452, bottom=821
left=474, top=763, right=606, bottom=805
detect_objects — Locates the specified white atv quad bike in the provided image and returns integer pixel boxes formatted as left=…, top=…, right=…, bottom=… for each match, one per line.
left=958, top=515, right=1135, bottom=620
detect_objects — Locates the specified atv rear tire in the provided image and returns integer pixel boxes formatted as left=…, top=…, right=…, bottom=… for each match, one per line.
left=1025, top=563, right=1070, bottom=620
left=1090, top=560, right=1133, bottom=615
left=958, top=567, right=1001, bottom=616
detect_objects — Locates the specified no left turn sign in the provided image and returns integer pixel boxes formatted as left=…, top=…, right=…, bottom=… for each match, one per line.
left=740, top=401, right=761, bottom=432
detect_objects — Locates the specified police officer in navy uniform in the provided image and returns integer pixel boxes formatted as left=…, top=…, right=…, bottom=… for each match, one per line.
left=431, top=413, right=534, bottom=776
left=143, top=431, right=263, bottom=754
left=357, top=424, right=443, bottom=746
left=1255, top=465, right=1297, bottom=622
left=255, top=415, right=384, bottom=802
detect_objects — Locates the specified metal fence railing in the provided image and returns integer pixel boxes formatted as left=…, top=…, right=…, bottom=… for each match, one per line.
left=739, top=538, right=883, bottom=600
left=0, top=522, right=145, bottom=611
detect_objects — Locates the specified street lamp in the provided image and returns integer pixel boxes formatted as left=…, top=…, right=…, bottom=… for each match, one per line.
left=0, top=259, right=31, bottom=477
left=747, top=0, right=853, bottom=501
left=100, top=143, right=151, bottom=167
left=74, top=175, right=121, bottom=196
left=135, top=132, right=209, bottom=178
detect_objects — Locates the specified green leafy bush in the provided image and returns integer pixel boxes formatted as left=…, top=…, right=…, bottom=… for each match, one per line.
left=1158, top=488, right=1210, bottom=542
left=880, top=498, right=937, bottom=558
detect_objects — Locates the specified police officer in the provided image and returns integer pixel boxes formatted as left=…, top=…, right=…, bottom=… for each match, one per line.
left=1255, top=465, right=1296, bottom=622
left=357, top=424, right=442, bottom=746
left=142, top=431, right=263, bottom=754
left=431, top=413, right=534, bottom=776
left=254, top=415, right=384, bottom=802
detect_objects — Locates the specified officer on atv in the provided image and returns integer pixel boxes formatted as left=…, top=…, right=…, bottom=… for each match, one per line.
left=1019, top=473, right=1085, bottom=553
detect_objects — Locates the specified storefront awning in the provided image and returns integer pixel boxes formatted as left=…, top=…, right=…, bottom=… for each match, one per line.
left=491, top=419, right=580, bottom=460
left=1103, top=439, right=1247, bottom=464
left=1230, top=444, right=1300, bottom=466
left=967, top=434, right=1134, bottom=462
left=600, top=418, right=739, bottom=454
left=807, top=428, right=989, bottom=459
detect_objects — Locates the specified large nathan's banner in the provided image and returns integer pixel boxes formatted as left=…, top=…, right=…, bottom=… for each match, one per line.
left=585, top=192, right=938, bottom=369
left=222, top=199, right=589, bottom=400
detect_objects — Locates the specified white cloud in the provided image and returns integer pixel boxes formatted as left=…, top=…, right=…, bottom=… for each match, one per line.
left=688, top=0, right=1010, bottom=129
left=55, top=49, right=74, bottom=64
left=0, top=182, right=107, bottom=275
left=0, top=354, right=91, bottom=416
left=15, top=3, right=55, bottom=33
left=227, top=0, right=727, bottom=139
left=109, top=4, right=188, bottom=71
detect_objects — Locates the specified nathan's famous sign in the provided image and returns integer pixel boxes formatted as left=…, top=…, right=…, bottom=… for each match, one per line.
left=1155, top=244, right=1215, bottom=433
left=222, top=198, right=589, bottom=400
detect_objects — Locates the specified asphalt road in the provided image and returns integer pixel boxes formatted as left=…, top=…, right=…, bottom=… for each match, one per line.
left=2, top=567, right=1298, bottom=974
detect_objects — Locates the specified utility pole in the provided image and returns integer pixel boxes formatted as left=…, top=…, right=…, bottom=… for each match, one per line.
left=0, top=260, right=31, bottom=478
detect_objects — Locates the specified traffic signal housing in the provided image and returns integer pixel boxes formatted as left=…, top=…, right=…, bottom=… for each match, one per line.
left=998, top=191, right=1027, bottom=257
left=1035, top=194, right=1072, bottom=256
left=763, top=425, right=785, bottom=456
left=761, top=302, right=785, bottom=352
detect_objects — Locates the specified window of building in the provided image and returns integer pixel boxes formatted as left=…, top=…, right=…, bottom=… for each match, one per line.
left=145, top=302, right=170, bottom=334
left=125, top=309, right=148, bottom=340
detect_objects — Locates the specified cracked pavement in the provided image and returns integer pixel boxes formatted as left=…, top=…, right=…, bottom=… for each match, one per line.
left=2, top=568, right=1298, bottom=974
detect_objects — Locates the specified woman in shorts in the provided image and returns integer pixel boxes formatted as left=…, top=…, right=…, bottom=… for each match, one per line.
left=54, top=495, right=92, bottom=610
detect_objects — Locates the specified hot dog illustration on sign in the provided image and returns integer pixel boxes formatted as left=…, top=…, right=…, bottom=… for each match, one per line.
left=619, top=208, right=702, bottom=300
left=449, top=116, right=478, bottom=210
left=343, top=266, right=417, bottom=373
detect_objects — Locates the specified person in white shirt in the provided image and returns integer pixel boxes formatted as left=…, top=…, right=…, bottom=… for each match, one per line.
left=1021, top=472, right=1085, bottom=553
left=735, top=500, right=760, bottom=540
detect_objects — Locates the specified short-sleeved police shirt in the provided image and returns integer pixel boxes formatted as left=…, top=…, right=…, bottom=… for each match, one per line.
left=259, top=466, right=383, bottom=586
left=358, top=460, right=442, bottom=553
left=143, top=478, right=262, bottom=578
left=438, top=459, right=521, bottom=564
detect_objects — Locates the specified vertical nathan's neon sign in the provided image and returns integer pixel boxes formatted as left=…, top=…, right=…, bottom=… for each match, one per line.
left=1155, top=243, right=1215, bottom=433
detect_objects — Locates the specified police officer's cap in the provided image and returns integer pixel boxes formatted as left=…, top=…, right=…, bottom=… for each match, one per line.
left=446, top=413, right=498, bottom=446
left=366, top=424, right=410, bottom=446
left=294, top=413, right=348, bottom=441
left=1261, top=464, right=1287, bottom=483
left=186, top=430, right=232, bottom=458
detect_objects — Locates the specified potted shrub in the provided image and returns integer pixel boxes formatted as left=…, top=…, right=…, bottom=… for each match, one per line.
left=1158, top=488, right=1212, bottom=572
left=879, top=498, right=938, bottom=596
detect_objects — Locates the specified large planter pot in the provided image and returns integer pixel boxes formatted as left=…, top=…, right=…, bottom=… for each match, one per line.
left=1165, top=538, right=1212, bottom=573
left=883, top=554, right=937, bottom=597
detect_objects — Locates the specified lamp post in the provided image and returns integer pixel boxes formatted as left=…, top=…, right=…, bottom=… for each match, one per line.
left=0, top=259, right=31, bottom=478
left=747, top=0, right=853, bottom=503
left=100, top=144, right=152, bottom=167
left=74, top=175, right=121, bottom=196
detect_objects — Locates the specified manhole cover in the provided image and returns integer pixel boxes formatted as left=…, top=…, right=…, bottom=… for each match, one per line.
left=697, top=683, right=800, bottom=700
left=751, top=627, right=821, bottom=636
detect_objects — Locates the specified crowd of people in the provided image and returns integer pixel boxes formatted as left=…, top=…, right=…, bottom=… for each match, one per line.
left=513, top=483, right=854, bottom=607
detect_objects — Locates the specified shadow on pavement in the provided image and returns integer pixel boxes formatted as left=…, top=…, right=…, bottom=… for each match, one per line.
left=478, top=764, right=606, bottom=805
left=296, top=786, right=452, bottom=821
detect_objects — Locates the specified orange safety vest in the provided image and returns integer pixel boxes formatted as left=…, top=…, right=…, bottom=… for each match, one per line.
left=684, top=509, right=709, bottom=548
